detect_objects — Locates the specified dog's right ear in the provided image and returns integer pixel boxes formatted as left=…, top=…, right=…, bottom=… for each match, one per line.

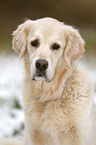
left=12, top=20, right=33, bottom=58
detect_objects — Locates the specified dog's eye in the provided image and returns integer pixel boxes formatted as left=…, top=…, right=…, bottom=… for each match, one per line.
left=31, top=39, right=39, bottom=47
left=51, top=43, right=60, bottom=50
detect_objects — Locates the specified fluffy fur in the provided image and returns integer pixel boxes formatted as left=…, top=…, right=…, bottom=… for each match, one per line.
left=1, top=18, right=95, bottom=145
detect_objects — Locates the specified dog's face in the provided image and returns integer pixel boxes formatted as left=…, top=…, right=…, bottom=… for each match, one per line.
left=27, top=19, right=66, bottom=82
left=12, top=18, right=85, bottom=82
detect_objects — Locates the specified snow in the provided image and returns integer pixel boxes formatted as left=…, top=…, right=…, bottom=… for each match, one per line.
left=0, top=53, right=24, bottom=138
left=80, top=58, right=96, bottom=102
left=0, top=52, right=96, bottom=138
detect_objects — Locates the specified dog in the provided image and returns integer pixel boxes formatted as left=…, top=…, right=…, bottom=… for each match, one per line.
left=0, top=17, right=96, bottom=145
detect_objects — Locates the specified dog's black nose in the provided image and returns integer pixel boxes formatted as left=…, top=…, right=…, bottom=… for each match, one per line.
left=36, top=59, right=48, bottom=72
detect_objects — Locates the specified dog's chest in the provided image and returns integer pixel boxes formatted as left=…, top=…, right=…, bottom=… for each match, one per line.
left=26, top=98, right=71, bottom=134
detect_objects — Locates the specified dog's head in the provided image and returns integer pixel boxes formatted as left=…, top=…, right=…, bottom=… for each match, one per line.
left=12, top=18, right=85, bottom=82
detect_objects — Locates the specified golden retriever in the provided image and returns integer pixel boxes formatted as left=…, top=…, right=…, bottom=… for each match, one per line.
left=0, top=17, right=96, bottom=145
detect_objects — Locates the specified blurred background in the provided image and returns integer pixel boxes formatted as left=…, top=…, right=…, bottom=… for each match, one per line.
left=0, top=0, right=96, bottom=138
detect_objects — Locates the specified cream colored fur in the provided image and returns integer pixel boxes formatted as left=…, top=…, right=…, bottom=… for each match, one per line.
left=1, top=18, right=95, bottom=145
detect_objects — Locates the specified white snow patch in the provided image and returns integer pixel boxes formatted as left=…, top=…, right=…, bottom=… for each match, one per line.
left=0, top=53, right=24, bottom=138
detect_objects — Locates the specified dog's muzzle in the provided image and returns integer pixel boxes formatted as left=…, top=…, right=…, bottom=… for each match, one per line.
left=32, top=59, right=49, bottom=81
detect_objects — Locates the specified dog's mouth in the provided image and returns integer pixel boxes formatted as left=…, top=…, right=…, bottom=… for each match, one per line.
left=32, top=71, right=50, bottom=82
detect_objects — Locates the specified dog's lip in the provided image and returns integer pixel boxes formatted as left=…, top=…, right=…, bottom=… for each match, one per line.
left=32, top=74, right=51, bottom=82
left=37, top=73, right=43, bottom=77
left=36, top=71, right=46, bottom=77
left=32, top=71, right=52, bottom=82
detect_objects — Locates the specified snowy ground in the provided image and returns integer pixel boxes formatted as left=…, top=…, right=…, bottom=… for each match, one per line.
left=0, top=53, right=24, bottom=138
left=0, top=52, right=96, bottom=138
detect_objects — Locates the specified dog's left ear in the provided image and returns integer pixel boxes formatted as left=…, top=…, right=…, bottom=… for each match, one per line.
left=12, top=20, right=33, bottom=58
left=64, top=26, right=85, bottom=63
